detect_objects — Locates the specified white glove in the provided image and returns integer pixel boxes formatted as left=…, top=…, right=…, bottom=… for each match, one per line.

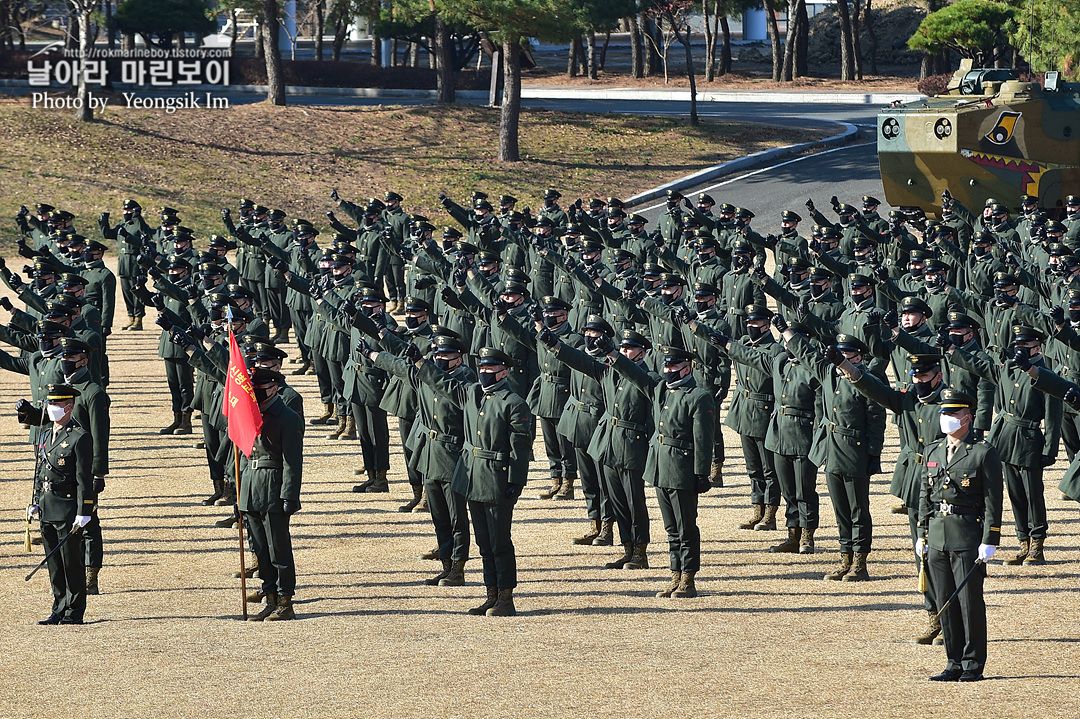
left=977, top=543, right=996, bottom=562
left=28, top=504, right=40, bottom=520
left=914, top=537, right=927, bottom=557
left=73, top=515, right=91, bottom=529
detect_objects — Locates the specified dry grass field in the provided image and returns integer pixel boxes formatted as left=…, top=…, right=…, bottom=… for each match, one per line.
left=1, top=258, right=1079, bottom=719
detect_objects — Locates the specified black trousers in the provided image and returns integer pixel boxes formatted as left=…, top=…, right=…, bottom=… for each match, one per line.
left=327, top=359, right=347, bottom=415
left=242, top=277, right=269, bottom=321
left=539, top=417, right=576, bottom=479
left=1003, top=462, right=1047, bottom=541
left=164, top=357, right=194, bottom=413
left=1063, top=408, right=1080, bottom=462
left=289, top=308, right=311, bottom=361
left=82, top=506, right=103, bottom=568
left=386, top=260, right=406, bottom=301
left=351, top=402, right=390, bottom=471
left=311, top=353, right=333, bottom=405
left=744, top=435, right=779, bottom=506
left=41, top=520, right=85, bottom=621
left=575, top=447, right=607, bottom=521
left=267, top=285, right=290, bottom=331
left=202, top=415, right=226, bottom=483
left=469, top=499, right=516, bottom=589
left=245, top=510, right=296, bottom=596
left=399, top=417, right=422, bottom=487
left=907, top=508, right=937, bottom=612
left=602, top=464, right=650, bottom=545
left=656, top=486, right=700, bottom=572
left=928, top=546, right=987, bottom=674
left=427, top=478, right=470, bottom=562
left=120, top=275, right=145, bottom=318
left=774, top=453, right=819, bottom=529
left=824, top=471, right=873, bottom=553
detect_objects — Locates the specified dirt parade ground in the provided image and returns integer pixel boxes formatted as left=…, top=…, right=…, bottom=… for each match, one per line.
left=1, top=262, right=1080, bottom=718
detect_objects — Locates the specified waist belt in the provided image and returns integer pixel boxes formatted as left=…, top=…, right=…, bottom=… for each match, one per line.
left=542, top=372, right=569, bottom=385
left=576, top=401, right=603, bottom=416
left=727, top=308, right=747, bottom=317
left=827, top=422, right=860, bottom=438
left=428, top=429, right=463, bottom=447
left=250, top=458, right=282, bottom=470
left=658, top=434, right=692, bottom=450
left=610, top=417, right=648, bottom=432
left=935, top=501, right=983, bottom=517
left=780, top=406, right=813, bottom=419
left=1003, top=413, right=1040, bottom=430
left=463, top=442, right=509, bottom=462
left=43, top=480, right=76, bottom=493
left=743, top=389, right=773, bottom=403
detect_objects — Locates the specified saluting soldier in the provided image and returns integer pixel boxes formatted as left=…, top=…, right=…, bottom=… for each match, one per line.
left=98, top=199, right=151, bottom=331
left=28, top=384, right=94, bottom=625
left=917, top=389, right=1003, bottom=682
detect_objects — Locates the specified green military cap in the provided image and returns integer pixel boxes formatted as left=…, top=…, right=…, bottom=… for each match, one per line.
left=208, top=291, right=233, bottom=306
left=693, top=228, right=715, bottom=240
left=504, top=267, right=531, bottom=285
left=414, top=221, right=435, bottom=234
left=227, top=306, right=256, bottom=323
left=33, top=259, right=60, bottom=274
left=837, top=203, right=858, bottom=214
left=267, top=208, right=286, bottom=220
left=820, top=226, right=842, bottom=240
left=367, top=198, right=387, bottom=211
left=226, top=284, right=255, bottom=300
left=478, top=347, right=514, bottom=366
left=788, top=257, right=811, bottom=272
left=330, top=253, right=352, bottom=268
left=121, top=198, right=141, bottom=210
left=993, top=272, right=1018, bottom=287
left=160, top=206, right=180, bottom=218
left=665, top=189, right=684, bottom=200
left=544, top=188, right=562, bottom=200
left=430, top=325, right=462, bottom=340
left=497, top=194, right=516, bottom=205
left=66, top=233, right=88, bottom=246
left=239, top=198, right=256, bottom=209
left=251, top=205, right=269, bottom=215
left=564, top=224, right=582, bottom=236
left=899, top=296, right=932, bottom=316
left=1047, top=220, right=1067, bottom=234
left=731, top=239, right=752, bottom=253
left=984, top=197, right=999, bottom=207
left=541, top=295, right=572, bottom=311
left=735, top=207, right=754, bottom=219
left=167, top=256, right=192, bottom=271
left=588, top=198, right=606, bottom=209
left=606, top=207, right=627, bottom=220
left=971, top=232, right=993, bottom=244
left=85, top=240, right=108, bottom=253
left=477, top=251, right=501, bottom=264
left=612, top=247, right=637, bottom=261
left=606, top=197, right=625, bottom=208
left=1019, top=193, right=1037, bottom=205
left=404, top=297, right=432, bottom=313
left=1067, top=289, right=1080, bottom=305
left=384, top=191, right=403, bottom=203
left=583, top=314, right=615, bottom=336
left=36, top=320, right=68, bottom=336
left=853, top=236, right=874, bottom=250
left=948, top=311, right=981, bottom=329
left=642, top=263, right=663, bottom=276
left=453, top=240, right=478, bottom=255
left=1066, top=195, right=1080, bottom=206
left=250, top=367, right=285, bottom=386
left=989, top=202, right=1008, bottom=215
left=470, top=191, right=489, bottom=202
left=294, top=223, right=319, bottom=236
left=698, top=193, right=715, bottom=205
left=433, top=336, right=468, bottom=354
left=939, top=388, right=976, bottom=411
left=361, top=203, right=382, bottom=216
left=626, top=213, right=646, bottom=225
left=201, top=263, right=226, bottom=277
left=249, top=342, right=288, bottom=360
left=58, top=337, right=92, bottom=355
left=924, top=258, right=947, bottom=273
left=1027, top=212, right=1046, bottom=227
left=409, top=213, right=429, bottom=223
left=58, top=273, right=88, bottom=287
left=781, top=210, right=802, bottom=222
left=849, top=272, right=876, bottom=287
left=907, top=353, right=942, bottom=374
left=660, top=273, right=685, bottom=288
left=835, top=333, right=869, bottom=354
left=620, top=329, right=652, bottom=349
left=208, top=234, right=237, bottom=250
left=35, top=203, right=55, bottom=214
left=718, top=204, right=736, bottom=214
left=52, top=210, right=75, bottom=222
left=934, top=223, right=957, bottom=237
left=888, top=209, right=905, bottom=219
left=1012, top=325, right=1045, bottom=343
left=474, top=199, right=493, bottom=212
left=534, top=216, right=554, bottom=228
left=359, top=284, right=387, bottom=303
left=862, top=195, right=881, bottom=206
left=331, top=240, right=358, bottom=254
left=809, top=266, right=833, bottom=280
left=682, top=216, right=701, bottom=229
left=45, top=383, right=81, bottom=401
left=661, top=345, right=698, bottom=364
left=909, top=249, right=931, bottom=261
left=693, top=282, right=719, bottom=296
left=502, top=281, right=529, bottom=296
left=579, top=239, right=603, bottom=252
left=745, top=304, right=773, bottom=321
left=44, top=300, right=76, bottom=318
left=1049, top=242, right=1069, bottom=255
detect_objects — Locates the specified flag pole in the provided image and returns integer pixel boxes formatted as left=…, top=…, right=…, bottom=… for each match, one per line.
left=225, top=303, right=249, bottom=621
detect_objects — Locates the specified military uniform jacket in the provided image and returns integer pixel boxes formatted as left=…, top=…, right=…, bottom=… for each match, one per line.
left=417, top=361, right=534, bottom=504
left=0, top=345, right=65, bottom=446
left=719, top=270, right=766, bottom=336
left=892, top=330, right=996, bottom=432
left=611, top=358, right=715, bottom=490
left=554, top=340, right=607, bottom=448
left=788, top=333, right=887, bottom=476
left=1031, top=367, right=1080, bottom=500
left=102, top=215, right=153, bottom=278
left=729, top=341, right=820, bottom=457
left=64, top=369, right=111, bottom=477
left=761, top=275, right=844, bottom=325
left=681, top=309, right=732, bottom=390
left=79, top=261, right=117, bottom=330
left=557, top=347, right=657, bottom=472
left=377, top=325, right=433, bottom=419
left=33, top=420, right=94, bottom=524
left=237, top=395, right=304, bottom=513
left=459, top=276, right=539, bottom=398
left=719, top=332, right=781, bottom=439
left=919, top=432, right=1003, bottom=551
left=499, top=313, right=582, bottom=421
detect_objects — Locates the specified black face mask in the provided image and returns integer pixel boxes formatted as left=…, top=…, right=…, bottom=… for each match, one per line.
left=543, top=314, right=562, bottom=328
left=434, top=357, right=455, bottom=372
left=925, top=275, right=944, bottom=289
left=405, top=316, right=422, bottom=330
left=203, top=277, right=218, bottom=291
left=694, top=300, right=711, bottom=314
left=584, top=335, right=602, bottom=352
left=909, top=266, right=924, bottom=278
left=580, top=255, right=597, bottom=266
left=914, top=379, right=936, bottom=397
left=39, top=339, right=56, bottom=354
left=61, top=359, right=80, bottom=376
left=972, top=245, right=988, bottom=257
left=35, top=277, right=49, bottom=290
left=662, top=369, right=686, bottom=385
left=1070, top=308, right=1080, bottom=323
left=661, top=292, right=679, bottom=305
left=82, top=251, right=96, bottom=264
left=949, top=331, right=969, bottom=345
left=810, top=282, right=828, bottom=298
left=1013, top=346, right=1036, bottom=362
left=746, top=325, right=765, bottom=341
left=697, top=251, right=713, bottom=263
left=479, top=371, right=501, bottom=389
left=732, top=255, right=749, bottom=270
left=319, top=265, right=332, bottom=276
left=851, top=290, right=873, bottom=307
left=253, top=385, right=274, bottom=404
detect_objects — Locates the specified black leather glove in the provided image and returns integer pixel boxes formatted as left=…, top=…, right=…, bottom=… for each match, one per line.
left=864, top=311, right=881, bottom=329
left=0, top=297, right=12, bottom=312
left=995, top=290, right=1017, bottom=307
left=537, top=327, right=558, bottom=348
left=1013, top=347, right=1033, bottom=371
left=370, top=311, right=388, bottom=330
left=707, top=331, right=730, bottom=349
left=16, top=238, right=35, bottom=259
left=771, top=313, right=788, bottom=333
left=674, top=306, right=692, bottom=325
left=935, top=330, right=952, bottom=350
left=1051, top=305, right=1066, bottom=326
left=283, top=499, right=301, bottom=515
left=15, top=398, right=32, bottom=424
left=325, top=210, right=336, bottom=221
left=438, top=192, right=448, bottom=202
left=309, top=282, right=323, bottom=301
left=830, top=195, right=840, bottom=211
left=330, top=188, right=340, bottom=202
left=354, top=337, right=371, bottom=356
left=941, top=188, right=952, bottom=205
left=221, top=208, right=231, bottom=220
left=752, top=264, right=767, bottom=282
left=136, top=253, right=153, bottom=269
left=267, top=255, right=287, bottom=272
left=155, top=314, right=173, bottom=331
left=339, top=297, right=357, bottom=317
left=808, top=239, right=820, bottom=254
left=17, top=205, right=28, bottom=218
left=186, top=325, right=206, bottom=341
left=824, top=345, right=845, bottom=366
left=505, top=483, right=523, bottom=500
left=93, top=477, right=106, bottom=494
left=169, top=328, right=192, bottom=347
left=98, top=212, right=109, bottom=224
left=1041, top=455, right=1056, bottom=468
left=493, top=297, right=511, bottom=314
left=147, top=265, right=162, bottom=280
left=186, top=285, right=199, bottom=300
left=151, top=294, right=167, bottom=311
left=452, top=269, right=467, bottom=287
left=593, top=334, right=613, bottom=355
left=413, top=276, right=436, bottom=291
left=695, top=474, right=711, bottom=494
left=715, top=387, right=728, bottom=403
left=1064, top=387, right=1080, bottom=411
left=403, top=343, right=424, bottom=363
left=805, top=198, right=815, bottom=213
left=874, top=266, right=889, bottom=283
left=882, top=309, right=898, bottom=330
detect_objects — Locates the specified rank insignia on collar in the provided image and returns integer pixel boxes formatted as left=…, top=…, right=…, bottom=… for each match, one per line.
left=961, top=478, right=970, bottom=488
left=58, top=458, right=66, bottom=465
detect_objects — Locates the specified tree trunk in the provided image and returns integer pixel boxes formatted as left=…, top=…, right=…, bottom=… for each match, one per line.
left=66, top=2, right=78, bottom=50
left=836, top=0, right=855, bottom=81
left=718, top=15, right=731, bottom=76
left=409, top=40, right=419, bottom=66
left=255, top=16, right=264, bottom=58
left=795, top=0, right=808, bottom=77
left=864, top=0, right=877, bottom=75
left=642, top=13, right=656, bottom=76
left=587, top=31, right=597, bottom=79
left=104, top=0, right=114, bottom=49
left=705, top=0, right=719, bottom=82
left=567, top=37, right=578, bottom=78
left=262, top=0, right=286, bottom=105
left=370, top=21, right=380, bottom=65
left=781, top=0, right=801, bottom=81
left=498, top=37, right=521, bottom=162
left=390, top=38, right=398, bottom=66
left=434, top=14, right=455, bottom=103
left=630, top=15, right=643, bottom=79
left=600, top=31, right=611, bottom=70
left=764, top=0, right=781, bottom=81
left=229, top=8, right=238, bottom=45
left=673, top=20, right=697, bottom=125
left=850, top=0, right=863, bottom=79
left=75, top=3, right=92, bottom=121
left=314, top=1, right=324, bottom=60
left=332, top=14, right=346, bottom=60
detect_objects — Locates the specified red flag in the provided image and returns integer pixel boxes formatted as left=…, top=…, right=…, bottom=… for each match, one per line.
left=222, top=329, right=262, bottom=457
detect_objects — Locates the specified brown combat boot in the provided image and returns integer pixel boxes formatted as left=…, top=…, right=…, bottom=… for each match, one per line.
left=352, top=465, right=368, bottom=477
left=799, top=528, right=816, bottom=554
left=605, top=543, right=633, bottom=569
left=365, top=470, right=389, bottom=493
left=469, top=586, right=499, bottom=615
left=234, top=553, right=257, bottom=578
left=159, top=411, right=182, bottom=435
left=425, top=559, right=452, bottom=585
left=85, top=567, right=100, bottom=595
left=419, top=547, right=440, bottom=560
left=246, top=588, right=266, bottom=603
left=173, top=411, right=193, bottom=435
left=842, top=551, right=870, bottom=581
left=326, top=415, right=347, bottom=440
left=914, top=610, right=942, bottom=645
left=216, top=483, right=236, bottom=506
left=202, top=479, right=225, bottom=506
left=656, top=571, right=682, bottom=598
left=127, top=316, right=143, bottom=331
left=624, top=542, right=649, bottom=570
left=538, top=476, right=562, bottom=499
left=264, top=594, right=295, bottom=621
left=120, top=315, right=134, bottom=330
left=891, top=503, right=908, bottom=514
left=310, top=403, right=334, bottom=426
left=290, top=360, right=311, bottom=376
left=486, top=588, right=517, bottom=616
left=248, top=593, right=278, bottom=621
left=398, top=485, right=423, bottom=512
left=769, top=527, right=802, bottom=553
left=592, top=520, right=614, bottom=546
left=439, top=560, right=467, bottom=587
left=709, top=459, right=724, bottom=488
left=338, top=416, right=357, bottom=441
left=824, top=552, right=854, bottom=580
left=755, top=505, right=779, bottom=531
left=1023, top=537, right=1046, bottom=565
left=1003, top=539, right=1029, bottom=565
left=352, top=470, right=376, bottom=492
left=739, top=504, right=766, bottom=530
left=412, top=489, right=428, bottom=513
left=553, top=477, right=576, bottom=500
left=572, top=519, right=602, bottom=545
left=672, top=571, right=697, bottom=598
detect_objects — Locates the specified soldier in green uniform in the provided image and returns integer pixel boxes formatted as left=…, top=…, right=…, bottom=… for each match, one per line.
left=604, top=344, right=715, bottom=599
left=27, top=384, right=94, bottom=625
left=0, top=319, right=69, bottom=448
left=242, top=367, right=304, bottom=622
left=917, top=389, right=1003, bottom=682
left=98, top=199, right=151, bottom=331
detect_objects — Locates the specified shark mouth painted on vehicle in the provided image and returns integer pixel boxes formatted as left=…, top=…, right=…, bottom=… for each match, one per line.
left=960, top=149, right=1069, bottom=196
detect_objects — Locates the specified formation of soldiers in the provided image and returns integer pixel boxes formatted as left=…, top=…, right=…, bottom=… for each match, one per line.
left=7, top=184, right=1080, bottom=678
